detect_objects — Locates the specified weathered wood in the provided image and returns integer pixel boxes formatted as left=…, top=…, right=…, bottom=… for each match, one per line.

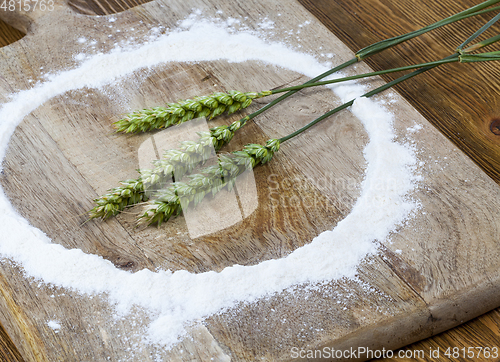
left=67, top=0, right=150, bottom=15
left=0, top=0, right=499, bottom=361
left=1, top=15, right=34, bottom=362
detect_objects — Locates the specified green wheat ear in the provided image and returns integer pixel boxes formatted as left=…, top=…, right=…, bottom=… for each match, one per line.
left=92, top=2, right=500, bottom=223
left=88, top=119, right=248, bottom=220
left=114, top=90, right=271, bottom=133
left=138, top=139, right=280, bottom=226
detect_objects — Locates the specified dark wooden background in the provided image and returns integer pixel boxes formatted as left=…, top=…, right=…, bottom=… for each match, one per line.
left=299, top=0, right=500, bottom=185
left=1, top=0, right=499, bottom=360
left=297, top=1, right=500, bottom=360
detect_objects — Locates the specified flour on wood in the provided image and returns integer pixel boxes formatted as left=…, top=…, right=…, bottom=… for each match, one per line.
left=0, top=14, right=418, bottom=348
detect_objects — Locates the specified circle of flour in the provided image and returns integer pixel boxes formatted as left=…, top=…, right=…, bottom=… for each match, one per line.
left=0, top=19, right=417, bottom=347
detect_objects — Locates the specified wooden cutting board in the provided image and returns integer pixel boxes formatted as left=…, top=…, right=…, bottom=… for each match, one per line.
left=1, top=0, right=500, bottom=361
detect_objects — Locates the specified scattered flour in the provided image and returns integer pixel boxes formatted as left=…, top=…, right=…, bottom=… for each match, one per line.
left=258, top=18, right=275, bottom=30
left=0, top=16, right=418, bottom=348
left=407, top=124, right=423, bottom=133
left=47, top=320, right=62, bottom=331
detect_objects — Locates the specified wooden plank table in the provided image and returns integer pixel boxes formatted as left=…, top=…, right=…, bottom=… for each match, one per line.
left=0, top=0, right=499, bottom=361
left=299, top=1, right=500, bottom=360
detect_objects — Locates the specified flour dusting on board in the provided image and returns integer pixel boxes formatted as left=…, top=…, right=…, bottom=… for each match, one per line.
left=0, top=15, right=418, bottom=349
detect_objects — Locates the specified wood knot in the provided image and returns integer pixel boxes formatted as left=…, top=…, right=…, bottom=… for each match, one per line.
left=490, top=118, right=500, bottom=136
left=116, top=261, right=135, bottom=270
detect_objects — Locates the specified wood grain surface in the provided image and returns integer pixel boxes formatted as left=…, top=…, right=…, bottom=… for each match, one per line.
left=67, top=0, right=148, bottom=15
left=0, top=0, right=500, bottom=361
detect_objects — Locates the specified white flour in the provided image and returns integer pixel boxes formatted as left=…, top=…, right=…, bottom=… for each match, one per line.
left=0, top=18, right=417, bottom=348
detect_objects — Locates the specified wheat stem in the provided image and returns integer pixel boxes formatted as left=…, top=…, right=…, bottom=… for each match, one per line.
left=268, top=58, right=460, bottom=94
left=113, top=4, right=500, bottom=136
left=355, top=0, right=500, bottom=60
left=278, top=55, right=460, bottom=144
left=457, top=11, right=500, bottom=53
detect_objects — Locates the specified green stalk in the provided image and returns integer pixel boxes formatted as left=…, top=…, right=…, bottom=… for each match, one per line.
left=229, top=3, right=500, bottom=131
left=266, top=30, right=500, bottom=94
left=268, top=58, right=460, bottom=94
left=278, top=45, right=500, bottom=144
left=459, top=33, right=500, bottom=59
left=460, top=50, right=500, bottom=62
left=278, top=54, right=460, bottom=143
left=278, top=26, right=500, bottom=144
left=235, top=58, right=358, bottom=125
left=457, top=12, right=500, bottom=52
left=461, top=33, right=500, bottom=52
left=356, top=0, right=500, bottom=60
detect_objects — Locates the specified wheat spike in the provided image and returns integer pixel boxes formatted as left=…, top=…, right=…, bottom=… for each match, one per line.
left=114, top=90, right=271, bottom=134
left=139, top=139, right=280, bottom=226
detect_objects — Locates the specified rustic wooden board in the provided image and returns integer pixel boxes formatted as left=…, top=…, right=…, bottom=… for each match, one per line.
left=0, top=0, right=500, bottom=361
